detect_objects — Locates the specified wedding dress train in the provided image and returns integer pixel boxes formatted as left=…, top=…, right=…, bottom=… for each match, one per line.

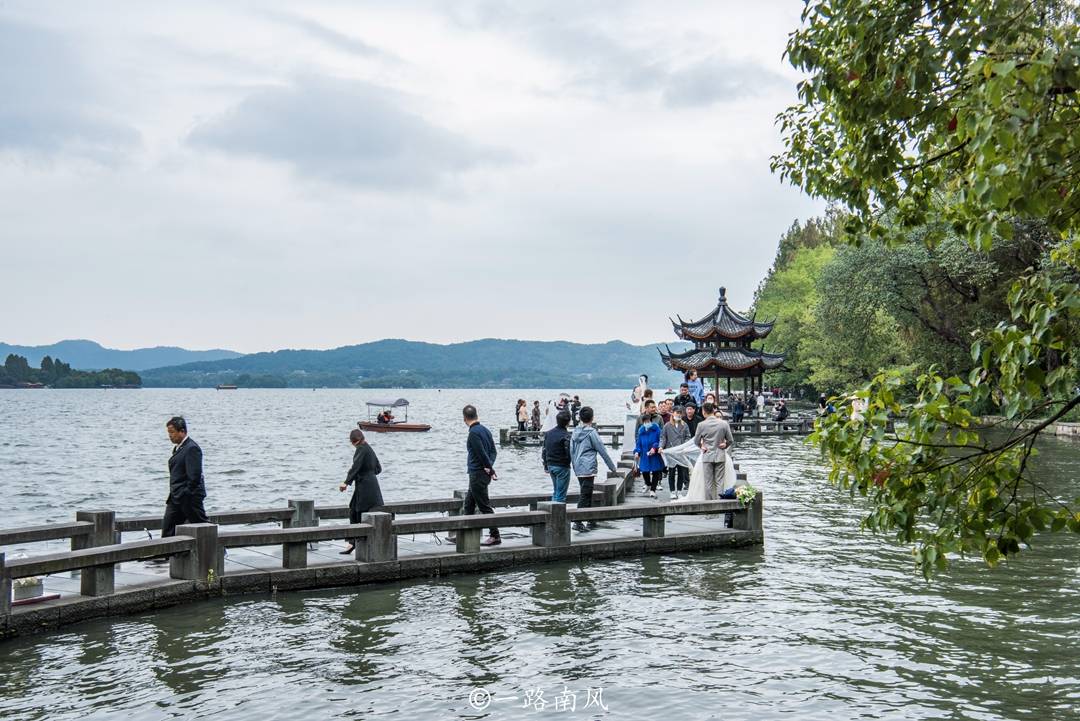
left=660, top=439, right=736, bottom=502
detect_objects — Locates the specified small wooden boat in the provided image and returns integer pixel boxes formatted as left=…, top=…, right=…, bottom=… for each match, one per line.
left=359, top=398, right=431, bottom=433
left=358, top=421, right=432, bottom=433
left=216, top=384, right=238, bottom=390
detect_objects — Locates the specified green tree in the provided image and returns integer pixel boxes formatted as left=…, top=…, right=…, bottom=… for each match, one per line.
left=5, top=354, right=31, bottom=382
left=774, top=0, right=1080, bottom=576
left=753, top=240, right=838, bottom=393
left=39, top=355, right=55, bottom=382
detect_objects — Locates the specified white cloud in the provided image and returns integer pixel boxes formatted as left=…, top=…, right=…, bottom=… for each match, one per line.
left=0, top=17, right=140, bottom=161
left=188, top=74, right=514, bottom=189
left=0, top=0, right=823, bottom=352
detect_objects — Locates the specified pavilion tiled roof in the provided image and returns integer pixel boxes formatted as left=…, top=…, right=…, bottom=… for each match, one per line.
left=671, top=287, right=774, bottom=341
left=659, top=345, right=786, bottom=374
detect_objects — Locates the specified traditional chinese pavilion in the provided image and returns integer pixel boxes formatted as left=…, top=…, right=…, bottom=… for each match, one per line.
left=659, top=287, right=785, bottom=398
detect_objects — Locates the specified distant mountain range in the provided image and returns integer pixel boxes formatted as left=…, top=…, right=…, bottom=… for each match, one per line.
left=139, top=338, right=692, bottom=389
left=2, top=338, right=693, bottom=388
left=0, top=340, right=243, bottom=371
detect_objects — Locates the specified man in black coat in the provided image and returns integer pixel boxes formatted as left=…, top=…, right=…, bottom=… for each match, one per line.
left=339, top=428, right=385, bottom=555
left=463, top=404, right=500, bottom=546
left=163, top=416, right=209, bottom=537
left=672, top=383, right=696, bottom=412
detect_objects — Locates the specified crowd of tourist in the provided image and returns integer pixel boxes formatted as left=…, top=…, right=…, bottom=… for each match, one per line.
left=515, top=395, right=584, bottom=431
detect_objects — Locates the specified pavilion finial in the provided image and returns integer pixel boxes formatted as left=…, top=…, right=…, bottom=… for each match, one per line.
left=718, top=286, right=727, bottom=303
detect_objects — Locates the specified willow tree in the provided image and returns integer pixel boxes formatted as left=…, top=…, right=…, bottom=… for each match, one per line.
left=772, top=0, right=1080, bottom=576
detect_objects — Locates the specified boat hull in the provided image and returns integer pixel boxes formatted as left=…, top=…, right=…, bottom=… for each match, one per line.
left=358, top=422, right=431, bottom=433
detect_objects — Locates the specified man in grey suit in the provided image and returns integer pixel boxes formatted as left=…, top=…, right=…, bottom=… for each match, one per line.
left=692, top=402, right=735, bottom=499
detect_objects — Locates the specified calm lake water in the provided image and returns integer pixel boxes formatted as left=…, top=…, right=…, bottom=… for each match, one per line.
left=1, top=389, right=1078, bottom=720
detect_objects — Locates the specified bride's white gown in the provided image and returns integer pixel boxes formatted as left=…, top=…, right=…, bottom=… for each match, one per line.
left=660, top=439, right=737, bottom=501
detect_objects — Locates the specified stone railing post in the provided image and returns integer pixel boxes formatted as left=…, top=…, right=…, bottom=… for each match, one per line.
left=72, top=510, right=115, bottom=551
left=733, top=493, right=764, bottom=532
left=170, top=523, right=221, bottom=582
left=643, top=514, right=665, bottom=538
left=446, top=490, right=467, bottom=542
left=1, top=552, right=9, bottom=616
left=456, top=526, right=482, bottom=554
left=285, top=499, right=316, bottom=529
left=357, top=512, right=396, bottom=562
left=286, top=499, right=318, bottom=550
left=282, top=538, right=308, bottom=569
left=531, top=502, right=569, bottom=548
left=75, top=510, right=116, bottom=596
left=599, top=481, right=618, bottom=507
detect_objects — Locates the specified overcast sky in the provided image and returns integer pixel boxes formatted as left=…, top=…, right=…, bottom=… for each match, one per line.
left=0, top=1, right=822, bottom=353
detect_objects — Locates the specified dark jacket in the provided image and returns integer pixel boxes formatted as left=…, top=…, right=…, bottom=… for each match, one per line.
left=168, top=437, right=206, bottom=502
left=684, top=413, right=702, bottom=438
left=672, top=393, right=696, bottom=410
left=542, top=426, right=572, bottom=469
left=466, top=422, right=497, bottom=474
left=345, top=442, right=384, bottom=514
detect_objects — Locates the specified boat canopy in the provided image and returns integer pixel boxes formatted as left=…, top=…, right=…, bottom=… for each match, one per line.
left=365, top=398, right=411, bottom=408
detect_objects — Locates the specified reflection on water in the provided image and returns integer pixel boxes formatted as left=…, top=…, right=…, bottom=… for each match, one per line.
left=1, top=390, right=1078, bottom=720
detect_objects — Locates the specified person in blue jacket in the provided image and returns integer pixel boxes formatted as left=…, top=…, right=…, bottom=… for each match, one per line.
left=634, top=404, right=666, bottom=499
left=686, top=370, right=705, bottom=407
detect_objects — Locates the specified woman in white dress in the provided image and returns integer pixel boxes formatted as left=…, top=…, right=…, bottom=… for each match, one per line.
left=661, top=439, right=737, bottom=502
left=621, top=375, right=649, bottom=454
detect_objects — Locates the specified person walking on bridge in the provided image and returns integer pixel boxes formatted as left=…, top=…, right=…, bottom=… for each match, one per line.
left=570, top=406, right=616, bottom=533
left=338, top=428, right=385, bottom=555
left=543, top=410, right=573, bottom=503
left=463, top=405, right=501, bottom=546
left=162, top=416, right=209, bottom=537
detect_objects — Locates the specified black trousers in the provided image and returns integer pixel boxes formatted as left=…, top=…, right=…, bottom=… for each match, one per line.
left=517, top=421, right=526, bottom=431
left=642, top=470, right=663, bottom=492
left=463, top=471, right=499, bottom=538
left=161, top=494, right=209, bottom=537
left=577, top=476, right=595, bottom=508
left=667, top=465, right=690, bottom=492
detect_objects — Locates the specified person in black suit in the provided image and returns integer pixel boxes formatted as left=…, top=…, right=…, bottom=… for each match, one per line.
left=339, top=428, right=385, bottom=555
left=163, top=416, right=209, bottom=537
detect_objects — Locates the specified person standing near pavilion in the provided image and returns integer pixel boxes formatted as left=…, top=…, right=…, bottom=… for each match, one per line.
left=570, top=406, right=616, bottom=533
left=462, top=405, right=501, bottom=546
left=634, top=404, right=666, bottom=499
left=732, top=395, right=746, bottom=423
left=660, top=406, right=691, bottom=498
left=162, top=416, right=209, bottom=537
left=542, top=410, right=573, bottom=503
left=684, top=403, right=702, bottom=438
left=686, top=369, right=705, bottom=407
left=338, top=428, right=384, bottom=555
left=692, top=401, right=735, bottom=500
left=756, top=389, right=766, bottom=419
left=672, top=383, right=696, bottom=411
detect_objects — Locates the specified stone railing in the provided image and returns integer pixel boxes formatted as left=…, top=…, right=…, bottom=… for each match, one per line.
left=1, top=457, right=764, bottom=639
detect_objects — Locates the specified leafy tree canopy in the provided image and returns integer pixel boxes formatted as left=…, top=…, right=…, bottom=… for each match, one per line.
left=774, top=0, right=1080, bottom=576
